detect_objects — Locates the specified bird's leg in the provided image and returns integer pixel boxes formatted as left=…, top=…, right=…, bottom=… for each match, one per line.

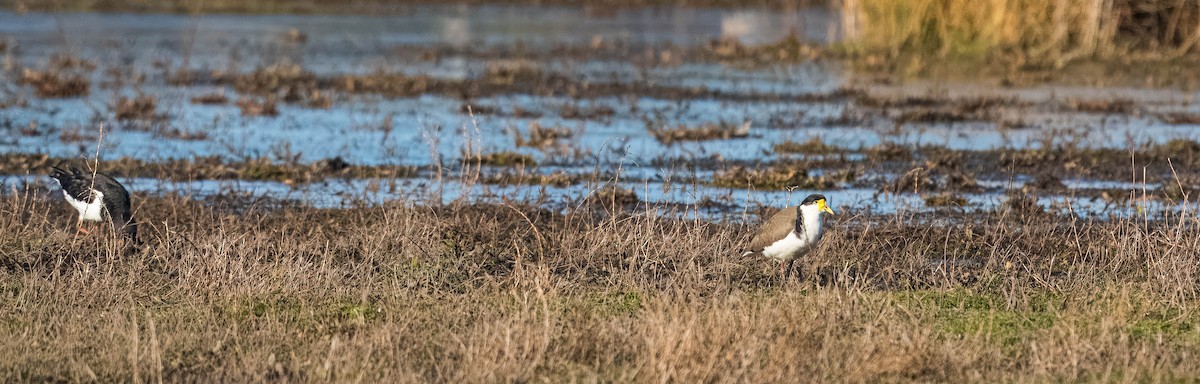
left=74, top=219, right=92, bottom=238
left=787, top=259, right=796, bottom=282
left=779, top=260, right=790, bottom=282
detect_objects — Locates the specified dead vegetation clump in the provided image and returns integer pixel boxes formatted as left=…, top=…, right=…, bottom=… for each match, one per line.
left=336, top=72, right=433, bottom=97
left=817, top=108, right=874, bottom=127
left=894, top=108, right=995, bottom=124
left=113, top=95, right=167, bottom=126
left=1029, top=173, right=1067, bottom=192
left=205, top=63, right=332, bottom=108
left=1066, top=98, right=1139, bottom=115
left=17, top=121, right=40, bottom=137
left=230, top=62, right=316, bottom=95
left=153, top=127, right=209, bottom=141
left=584, top=184, right=640, bottom=207
left=859, top=95, right=1012, bottom=124
left=1159, top=112, right=1200, bottom=125
left=483, top=61, right=545, bottom=85
left=18, top=69, right=91, bottom=98
left=704, top=35, right=821, bottom=63
left=513, top=121, right=576, bottom=149
left=558, top=103, right=617, bottom=121
left=881, top=167, right=982, bottom=195
left=773, top=138, right=844, bottom=155
left=1002, top=191, right=1044, bottom=217
left=459, top=103, right=498, bottom=115
left=649, top=121, right=751, bottom=144
left=480, top=169, right=576, bottom=187
left=469, top=151, right=538, bottom=167
left=0, top=97, right=29, bottom=110
left=711, top=165, right=852, bottom=190
left=190, top=92, right=229, bottom=105
left=865, top=142, right=913, bottom=162
left=57, top=124, right=99, bottom=143
left=923, top=193, right=968, bottom=207
left=236, top=97, right=279, bottom=117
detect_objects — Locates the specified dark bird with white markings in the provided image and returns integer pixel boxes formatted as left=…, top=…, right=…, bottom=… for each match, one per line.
left=49, top=162, right=138, bottom=243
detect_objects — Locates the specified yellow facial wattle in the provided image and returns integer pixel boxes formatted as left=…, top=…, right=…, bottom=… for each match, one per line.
left=818, top=199, right=836, bottom=215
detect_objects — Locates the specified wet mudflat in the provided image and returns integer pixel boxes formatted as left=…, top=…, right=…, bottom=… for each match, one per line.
left=3, top=6, right=1200, bottom=218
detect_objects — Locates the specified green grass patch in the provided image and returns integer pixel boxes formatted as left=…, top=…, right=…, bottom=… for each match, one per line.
left=221, top=295, right=381, bottom=331
left=1128, top=307, right=1199, bottom=342
left=590, top=291, right=643, bottom=317
left=893, top=289, right=1059, bottom=347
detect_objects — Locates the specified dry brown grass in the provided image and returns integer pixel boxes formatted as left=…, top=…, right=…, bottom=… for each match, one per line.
left=3, top=186, right=1200, bottom=382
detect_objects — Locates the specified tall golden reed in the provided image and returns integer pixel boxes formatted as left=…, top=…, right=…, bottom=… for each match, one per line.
left=838, top=0, right=1200, bottom=64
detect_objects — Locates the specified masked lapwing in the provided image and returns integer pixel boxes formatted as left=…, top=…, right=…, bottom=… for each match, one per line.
left=742, top=194, right=835, bottom=280
left=49, top=162, right=139, bottom=244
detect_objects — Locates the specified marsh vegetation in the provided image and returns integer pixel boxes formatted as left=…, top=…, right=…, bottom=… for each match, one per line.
left=3, top=1, right=1200, bottom=382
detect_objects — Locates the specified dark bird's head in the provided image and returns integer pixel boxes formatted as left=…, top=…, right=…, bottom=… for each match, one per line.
left=49, top=162, right=80, bottom=184
left=799, top=194, right=836, bottom=215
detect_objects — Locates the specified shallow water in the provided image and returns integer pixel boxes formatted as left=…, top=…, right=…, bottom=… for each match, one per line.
left=0, top=6, right=1193, bottom=218
left=6, top=171, right=1185, bottom=223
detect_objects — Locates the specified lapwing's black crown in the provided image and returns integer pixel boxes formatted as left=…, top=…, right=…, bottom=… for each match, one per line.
left=800, top=194, right=827, bottom=205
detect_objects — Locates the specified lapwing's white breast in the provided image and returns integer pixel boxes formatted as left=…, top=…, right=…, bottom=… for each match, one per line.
left=63, top=189, right=105, bottom=222
left=761, top=232, right=808, bottom=261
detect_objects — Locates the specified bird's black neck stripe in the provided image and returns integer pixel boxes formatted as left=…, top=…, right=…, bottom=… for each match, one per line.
left=794, top=206, right=805, bottom=235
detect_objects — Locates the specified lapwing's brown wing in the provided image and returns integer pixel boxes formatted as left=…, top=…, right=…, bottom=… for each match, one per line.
left=746, top=206, right=798, bottom=253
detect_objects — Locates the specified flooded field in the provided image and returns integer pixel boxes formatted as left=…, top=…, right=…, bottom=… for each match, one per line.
left=2, top=6, right=1200, bottom=218
left=7, top=4, right=1200, bottom=382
